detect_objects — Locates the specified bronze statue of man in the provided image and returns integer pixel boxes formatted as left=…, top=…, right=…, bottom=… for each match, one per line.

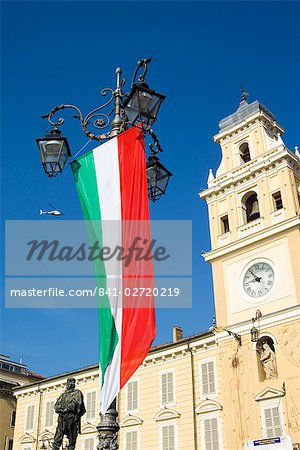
left=53, top=378, right=86, bottom=450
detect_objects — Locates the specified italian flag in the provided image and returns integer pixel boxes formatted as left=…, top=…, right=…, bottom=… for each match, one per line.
left=71, top=128, right=155, bottom=414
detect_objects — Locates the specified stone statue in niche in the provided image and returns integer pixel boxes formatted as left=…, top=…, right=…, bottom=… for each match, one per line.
left=259, top=342, right=278, bottom=379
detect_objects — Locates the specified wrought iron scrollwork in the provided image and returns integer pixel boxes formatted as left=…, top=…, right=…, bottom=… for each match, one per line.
left=40, top=58, right=155, bottom=142
left=131, top=57, right=151, bottom=88
left=148, top=128, right=163, bottom=155
left=41, top=86, right=117, bottom=142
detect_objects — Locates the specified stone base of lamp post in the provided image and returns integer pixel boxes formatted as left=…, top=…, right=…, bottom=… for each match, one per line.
left=96, top=399, right=119, bottom=450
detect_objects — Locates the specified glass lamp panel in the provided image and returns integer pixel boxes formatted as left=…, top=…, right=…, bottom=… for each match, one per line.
left=156, top=167, right=171, bottom=193
left=124, top=101, right=140, bottom=125
left=132, top=89, right=153, bottom=113
left=40, top=140, right=63, bottom=163
left=58, top=142, right=70, bottom=171
left=148, top=94, right=163, bottom=117
left=139, top=91, right=153, bottom=112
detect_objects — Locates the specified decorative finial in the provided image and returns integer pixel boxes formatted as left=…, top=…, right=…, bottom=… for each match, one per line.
left=295, top=146, right=300, bottom=158
left=240, top=84, right=249, bottom=103
left=207, top=168, right=215, bottom=184
left=276, top=133, right=284, bottom=148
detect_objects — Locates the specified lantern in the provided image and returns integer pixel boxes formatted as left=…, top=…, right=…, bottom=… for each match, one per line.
left=36, top=129, right=71, bottom=177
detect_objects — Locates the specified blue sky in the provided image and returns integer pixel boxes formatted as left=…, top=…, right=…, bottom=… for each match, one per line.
left=1, top=1, right=299, bottom=377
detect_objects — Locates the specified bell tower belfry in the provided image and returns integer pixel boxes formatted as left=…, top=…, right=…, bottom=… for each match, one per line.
left=200, top=96, right=300, bottom=327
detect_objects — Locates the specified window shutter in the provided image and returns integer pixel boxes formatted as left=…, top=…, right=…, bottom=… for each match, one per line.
left=25, top=405, right=35, bottom=431
left=201, top=361, right=216, bottom=396
left=167, top=373, right=174, bottom=403
left=161, top=372, right=174, bottom=405
left=264, top=407, right=282, bottom=438
left=204, top=417, right=219, bottom=450
left=162, top=425, right=175, bottom=450
left=86, top=392, right=96, bottom=420
left=202, top=363, right=209, bottom=395
left=45, top=401, right=54, bottom=427
left=208, top=362, right=215, bottom=394
left=125, top=431, right=137, bottom=450
left=84, top=438, right=94, bottom=450
left=127, top=381, right=138, bottom=411
left=161, top=373, right=167, bottom=404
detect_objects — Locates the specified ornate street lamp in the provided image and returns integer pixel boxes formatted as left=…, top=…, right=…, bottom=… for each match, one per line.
left=36, top=58, right=171, bottom=200
left=35, top=58, right=171, bottom=450
left=250, top=321, right=259, bottom=343
left=123, top=58, right=165, bottom=132
left=147, top=155, right=173, bottom=202
left=146, top=130, right=172, bottom=202
left=250, top=309, right=262, bottom=343
left=146, top=129, right=173, bottom=202
left=36, top=129, right=71, bottom=178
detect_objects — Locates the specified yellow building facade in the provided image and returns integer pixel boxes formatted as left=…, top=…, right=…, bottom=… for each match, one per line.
left=0, top=354, right=44, bottom=450
left=12, top=98, right=300, bottom=450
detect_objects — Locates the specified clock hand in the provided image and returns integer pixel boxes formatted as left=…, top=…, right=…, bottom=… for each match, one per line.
left=249, top=269, right=262, bottom=282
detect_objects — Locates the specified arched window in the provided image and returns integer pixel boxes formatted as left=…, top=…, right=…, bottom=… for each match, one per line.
left=241, top=191, right=260, bottom=223
left=239, top=142, right=251, bottom=164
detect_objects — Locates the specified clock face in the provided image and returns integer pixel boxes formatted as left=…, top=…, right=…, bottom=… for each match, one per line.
left=243, top=261, right=275, bottom=298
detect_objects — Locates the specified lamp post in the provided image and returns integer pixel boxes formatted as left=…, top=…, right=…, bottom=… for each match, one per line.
left=36, top=58, right=172, bottom=201
left=36, top=58, right=171, bottom=450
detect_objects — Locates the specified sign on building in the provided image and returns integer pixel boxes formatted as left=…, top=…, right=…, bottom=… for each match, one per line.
left=244, top=435, right=293, bottom=449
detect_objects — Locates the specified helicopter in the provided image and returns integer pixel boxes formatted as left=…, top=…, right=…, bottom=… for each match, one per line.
left=39, top=203, right=63, bottom=216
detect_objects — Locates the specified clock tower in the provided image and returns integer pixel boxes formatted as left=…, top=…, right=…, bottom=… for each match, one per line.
left=200, top=96, right=300, bottom=327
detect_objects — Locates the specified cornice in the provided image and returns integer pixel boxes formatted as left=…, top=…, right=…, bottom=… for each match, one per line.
left=200, top=147, right=300, bottom=201
left=212, top=305, right=300, bottom=341
left=213, top=111, right=284, bottom=143
left=203, top=215, right=300, bottom=262
left=142, top=337, right=218, bottom=367
left=14, top=369, right=99, bottom=397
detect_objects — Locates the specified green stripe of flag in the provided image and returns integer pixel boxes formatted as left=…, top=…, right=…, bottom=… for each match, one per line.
left=71, top=154, right=119, bottom=384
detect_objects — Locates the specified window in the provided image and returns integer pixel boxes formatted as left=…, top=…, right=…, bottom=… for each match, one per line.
left=10, top=410, right=16, bottom=427
left=203, top=417, right=220, bottom=450
left=220, top=215, right=230, bottom=234
left=44, top=401, right=54, bottom=427
left=272, top=191, right=283, bottom=210
left=125, top=430, right=138, bottom=450
left=241, top=191, right=260, bottom=223
left=263, top=405, right=283, bottom=438
left=84, top=438, right=94, bottom=450
left=161, top=371, right=175, bottom=405
left=161, top=424, right=175, bottom=450
left=201, top=361, right=216, bottom=396
left=239, top=142, right=251, bottom=164
left=86, top=391, right=96, bottom=420
left=25, top=405, right=35, bottom=431
left=5, top=438, right=13, bottom=450
left=127, top=380, right=138, bottom=412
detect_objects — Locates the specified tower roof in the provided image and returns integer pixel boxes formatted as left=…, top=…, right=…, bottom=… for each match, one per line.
left=219, top=100, right=277, bottom=131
